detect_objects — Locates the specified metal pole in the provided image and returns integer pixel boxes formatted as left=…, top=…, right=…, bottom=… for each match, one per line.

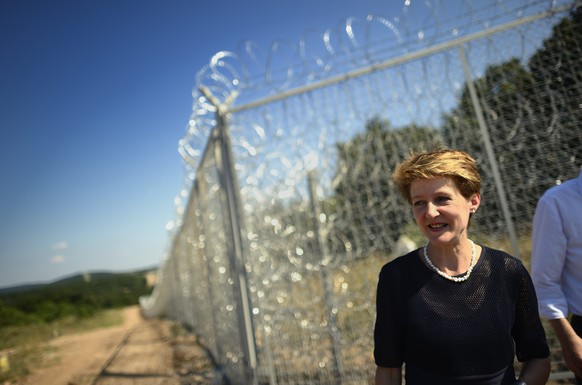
left=200, top=86, right=259, bottom=385
left=457, top=45, right=520, bottom=259
left=307, top=171, right=344, bottom=385
left=264, top=330, right=278, bottom=385
left=191, top=180, right=223, bottom=360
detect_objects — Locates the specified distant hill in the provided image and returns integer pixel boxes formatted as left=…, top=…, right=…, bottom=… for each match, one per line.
left=0, top=267, right=159, bottom=327
left=0, top=283, right=46, bottom=295
left=0, top=266, right=158, bottom=294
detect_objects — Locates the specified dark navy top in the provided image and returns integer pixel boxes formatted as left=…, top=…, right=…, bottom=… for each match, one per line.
left=374, top=246, right=549, bottom=385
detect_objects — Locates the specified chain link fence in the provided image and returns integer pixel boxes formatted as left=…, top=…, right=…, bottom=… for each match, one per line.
left=141, top=1, right=582, bottom=383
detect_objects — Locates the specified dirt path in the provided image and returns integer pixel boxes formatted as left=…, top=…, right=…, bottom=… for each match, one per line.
left=18, top=306, right=144, bottom=385
left=16, top=306, right=224, bottom=385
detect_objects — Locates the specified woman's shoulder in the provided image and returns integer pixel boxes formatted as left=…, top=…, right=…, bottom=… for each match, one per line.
left=481, top=245, right=526, bottom=273
left=380, top=249, right=421, bottom=275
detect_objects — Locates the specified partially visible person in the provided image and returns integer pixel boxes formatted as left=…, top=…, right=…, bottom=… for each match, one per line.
left=374, top=149, right=550, bottom=385
left=531, top=169, right=582, bottom=384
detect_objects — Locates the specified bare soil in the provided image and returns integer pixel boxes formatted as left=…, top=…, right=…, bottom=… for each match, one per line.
left=16, top=306, right=145, bottom=385
left=15, top=306, right=224, bottom=385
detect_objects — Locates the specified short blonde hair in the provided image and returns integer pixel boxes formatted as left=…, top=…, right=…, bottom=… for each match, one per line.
left=392, top=149, right=481, bottom=204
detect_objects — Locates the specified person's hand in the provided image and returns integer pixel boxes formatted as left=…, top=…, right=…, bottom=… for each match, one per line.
left=550, top=317, right=582, bottom=379
left=561, top=332, right=582, bottom=378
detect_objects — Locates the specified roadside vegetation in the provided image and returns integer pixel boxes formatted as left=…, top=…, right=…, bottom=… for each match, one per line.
left=0, top=270, right=154, bottom=383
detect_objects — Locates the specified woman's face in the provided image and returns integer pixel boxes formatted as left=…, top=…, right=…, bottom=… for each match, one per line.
left=410, top=177, right=480, bottom=247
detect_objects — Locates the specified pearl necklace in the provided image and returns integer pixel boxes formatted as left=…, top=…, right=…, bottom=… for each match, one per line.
left=423, top=240, right=476, bottom=282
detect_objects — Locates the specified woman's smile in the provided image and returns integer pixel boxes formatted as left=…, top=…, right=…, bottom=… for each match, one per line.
left=410, top=177, right=479, bottom=247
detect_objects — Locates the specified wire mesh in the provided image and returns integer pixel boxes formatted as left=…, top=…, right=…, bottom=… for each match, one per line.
left=141, top=1, right=582, bottom=384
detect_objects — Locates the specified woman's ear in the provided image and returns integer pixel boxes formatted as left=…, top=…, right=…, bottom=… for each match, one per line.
left=470, top=193, right=481, bottom=213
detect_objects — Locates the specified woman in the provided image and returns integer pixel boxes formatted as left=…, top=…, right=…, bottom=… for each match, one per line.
left=374, top=149, right=550, bottom=385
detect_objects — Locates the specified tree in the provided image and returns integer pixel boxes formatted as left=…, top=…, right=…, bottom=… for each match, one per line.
left=0, top=272, right=152, bottom=327
left=439, top=6, right=582, bottom=236
left=331, top=116, right=441, bottom=256
left=0, top=304, right=41, bottom=327
left=527, top=5, right=582, bottom=181
left=441, top=59, right=542, bottom=235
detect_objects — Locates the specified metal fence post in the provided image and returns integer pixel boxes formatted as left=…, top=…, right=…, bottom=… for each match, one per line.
left=308, top=171, right=344, bottom=385
left=200, top=86, right=259, bottom=385
left=457, top=44, right=520, bottom=259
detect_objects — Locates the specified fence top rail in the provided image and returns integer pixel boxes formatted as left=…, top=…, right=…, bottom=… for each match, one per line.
left=228, top=2, right=573, bottom=114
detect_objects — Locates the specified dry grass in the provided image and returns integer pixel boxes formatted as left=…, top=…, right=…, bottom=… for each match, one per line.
left=0, top=308, right=124, bottom=384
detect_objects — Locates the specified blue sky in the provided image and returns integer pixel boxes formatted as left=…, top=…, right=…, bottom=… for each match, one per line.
left=0, top=0, right=406, bottom=288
